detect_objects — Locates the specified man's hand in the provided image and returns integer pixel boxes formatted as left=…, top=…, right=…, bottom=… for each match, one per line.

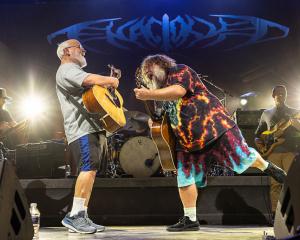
left=148, top=118, right=153, bottom=128
left=107, top=77, right=119, bottom=88
left=289, top=118, right=300, bottom=131
left=134, top=88, right=152, bottom=100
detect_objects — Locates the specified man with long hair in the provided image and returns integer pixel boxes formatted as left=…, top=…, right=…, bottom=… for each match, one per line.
left=134, top=54, right=286, bottom=231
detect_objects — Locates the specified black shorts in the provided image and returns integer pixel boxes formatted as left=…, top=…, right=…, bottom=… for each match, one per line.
left=69, top=133, right=108, bottom=174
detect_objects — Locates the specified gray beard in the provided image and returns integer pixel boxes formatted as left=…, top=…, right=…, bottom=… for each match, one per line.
left=79, top=56, right=87, bottom=68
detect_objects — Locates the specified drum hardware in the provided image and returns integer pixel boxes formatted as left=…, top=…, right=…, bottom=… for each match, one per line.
left=144, top=153, right=158, bottom=168
left=207, top=160, right=234, bottom=176
left=106, top=133, right=127, bottom=178
left=0, top=142, right=7, bottom=161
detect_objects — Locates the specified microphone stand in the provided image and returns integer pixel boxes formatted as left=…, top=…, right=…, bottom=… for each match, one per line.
left=0, top=142, right=7, bottom=161
left=197, top=74, right=233, bottom=108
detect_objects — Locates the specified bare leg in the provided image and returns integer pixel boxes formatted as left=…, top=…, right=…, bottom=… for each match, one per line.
left=167, top=184, right=200, bottom=231
left=63, top=170, right=98, bottom=234
left=250, top=152, right=268, bottom=171
left=178, top=183, right=198, bottom=208
left=74, top=170, right=97, bottom=207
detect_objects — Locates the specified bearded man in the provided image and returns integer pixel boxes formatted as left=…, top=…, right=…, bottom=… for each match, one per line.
left=134, top=54, right=286, bottom=231
left=56, top=39, right=119, bottom=234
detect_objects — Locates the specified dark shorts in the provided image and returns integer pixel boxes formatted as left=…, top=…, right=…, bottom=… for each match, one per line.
left=177, top=126, right=258, bottom=188
left=69, top=133, right=108, bottom=174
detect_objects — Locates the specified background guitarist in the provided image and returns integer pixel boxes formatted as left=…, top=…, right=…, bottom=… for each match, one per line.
left=255, top=85, right=300, bottom=214
left=56, top=39, right=119, bottom=234
left=134, top=54, right=287, bottom=232
left=0, top=88, right=16, bottom=133
left=0, top=87, right=21, bottom=149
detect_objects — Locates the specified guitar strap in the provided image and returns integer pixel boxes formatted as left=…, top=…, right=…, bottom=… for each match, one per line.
left=56, top=84, right=104, bottom=132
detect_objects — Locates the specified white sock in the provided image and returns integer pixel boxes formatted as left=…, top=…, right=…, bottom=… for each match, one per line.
left=261, top=160, right=269, bottom=171
left=184, top=207, right=197, bottom=221
left=70, top=197, right=86, bottom=217
left=84, top=206, right=88, bottom=218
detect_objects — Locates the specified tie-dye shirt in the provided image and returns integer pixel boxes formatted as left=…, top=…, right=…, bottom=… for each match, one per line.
left=164, top=64, right=236, bottom=152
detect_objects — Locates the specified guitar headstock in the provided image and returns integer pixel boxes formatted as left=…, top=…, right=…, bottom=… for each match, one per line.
left=135, top=67, right=150, bottom=89
left=108, top=64, right=121, bottom=79
left=135, top=67, right=143, bottom=88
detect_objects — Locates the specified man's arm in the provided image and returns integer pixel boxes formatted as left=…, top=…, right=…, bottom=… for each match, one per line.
left=0, top=121, right=10, bottom=133
left=134, top=85, right=187, bottom=101
left=82, top=74, right=119, bottom=88
left=289, top=118, right=300, bottom=131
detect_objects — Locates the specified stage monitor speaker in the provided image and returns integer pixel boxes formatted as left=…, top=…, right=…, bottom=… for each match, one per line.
left=16, top=141, right=65, bottom=179
left=0, top=160, right=33, bottom=240
left=236, top=109, right=264, bottom=128
left=274, top=153, right=300, bottom=239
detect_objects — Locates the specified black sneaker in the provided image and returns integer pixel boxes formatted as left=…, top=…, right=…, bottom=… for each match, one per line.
left=264, top=161, right=287, bottom=184
left=167, top=216, right=200, bottom=232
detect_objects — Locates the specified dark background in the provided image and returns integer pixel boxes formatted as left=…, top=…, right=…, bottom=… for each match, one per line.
left=0, top=0, right=300, bottom=140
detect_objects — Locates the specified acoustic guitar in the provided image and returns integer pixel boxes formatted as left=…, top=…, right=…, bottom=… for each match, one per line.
left=135, top=68, right=176, bottom=171
left=260, top=112, right=300, bottom=157
left=82, top=65, right=126, bottom=133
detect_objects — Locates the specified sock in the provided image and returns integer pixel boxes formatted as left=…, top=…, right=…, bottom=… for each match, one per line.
left=84, top=206, right=88, bottom=218
left=261, top=160, right=269, bottom=171
left=184, top=207, right=197, bottom=221
left=70, top=197, right=86, bottom=217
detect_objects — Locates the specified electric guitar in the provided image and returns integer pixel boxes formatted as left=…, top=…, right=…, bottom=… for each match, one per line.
left=260, top=112, right=300, bottom=157
left=0, top=120, right=28, bottom=140
left=82, top=65, right=126, bottom=133
left=135, top=68, right=176, bottom=171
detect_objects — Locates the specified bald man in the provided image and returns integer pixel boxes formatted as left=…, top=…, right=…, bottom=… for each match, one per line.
left=56, top=39, right=119, bottom=234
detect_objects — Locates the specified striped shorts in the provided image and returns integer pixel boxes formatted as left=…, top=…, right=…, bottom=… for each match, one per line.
left=69, top=133, right=107, bottom=174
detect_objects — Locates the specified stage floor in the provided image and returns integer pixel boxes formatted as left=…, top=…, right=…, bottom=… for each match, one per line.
left=39, top=226, right=274, bottom=239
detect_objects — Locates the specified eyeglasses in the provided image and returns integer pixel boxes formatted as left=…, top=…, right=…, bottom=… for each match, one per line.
left=65, top=45, right=86, bottom=56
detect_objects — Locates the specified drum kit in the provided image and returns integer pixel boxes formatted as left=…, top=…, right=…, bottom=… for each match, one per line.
left=106, top=110, right=163, bottom=178
left=106, top=110, right=234, bottom=178
left=0, top=111, right=232, bottom=178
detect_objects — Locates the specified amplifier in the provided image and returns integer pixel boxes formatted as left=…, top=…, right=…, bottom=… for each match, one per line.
left=16, top=141, right=65, bottom=179
left=236, top=109, right=264, bottom=128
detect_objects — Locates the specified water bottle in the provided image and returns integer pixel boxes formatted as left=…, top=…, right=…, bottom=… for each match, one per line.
left=30, top=203, right=40, bottom=239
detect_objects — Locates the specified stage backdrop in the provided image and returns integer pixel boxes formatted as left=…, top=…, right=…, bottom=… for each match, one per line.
left=0, top=0, right=300, bottom=140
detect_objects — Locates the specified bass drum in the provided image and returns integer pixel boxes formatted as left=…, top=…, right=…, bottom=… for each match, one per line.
left=119, top=136, right=160, bottom=177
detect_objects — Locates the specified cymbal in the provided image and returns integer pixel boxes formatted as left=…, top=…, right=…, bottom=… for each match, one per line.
left=240, top=91, right=256, bottom=98
left=119, top=111, right=150, bottom=133
left=124, top=111, right=149, bottom=123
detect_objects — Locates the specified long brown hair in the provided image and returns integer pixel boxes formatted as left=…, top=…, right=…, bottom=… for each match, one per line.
left=140, top=54, right=176, bottom=88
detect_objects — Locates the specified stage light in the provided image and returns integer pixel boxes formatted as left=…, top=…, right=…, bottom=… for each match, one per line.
left=20, top=95, right=46, bottom=119
left=240, top=98, right=248, bottom=106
